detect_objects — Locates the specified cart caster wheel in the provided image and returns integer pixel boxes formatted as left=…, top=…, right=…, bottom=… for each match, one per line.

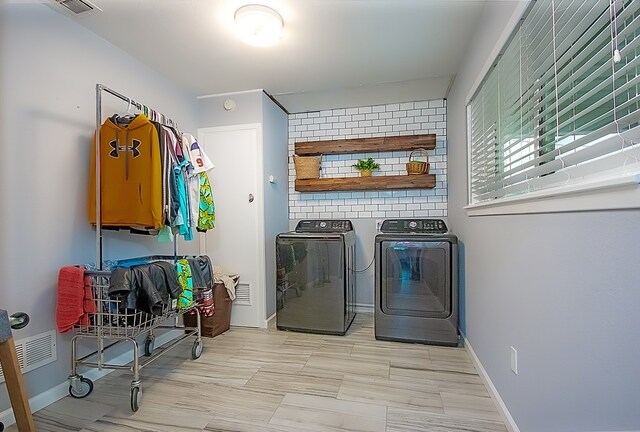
left=69, top=377, right=94, bottom=399
left=9, top=312, right=29, bottom=330
left=191, top=340, right=203, bottom=359
left=1, top=420, right=4, bottom=432
left=130, top=386, right=142, bottom=412
left=144, top=337, right=155, bottom=357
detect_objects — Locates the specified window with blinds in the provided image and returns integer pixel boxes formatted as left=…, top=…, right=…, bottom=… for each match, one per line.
left=468, top=0, right=640, bottom=205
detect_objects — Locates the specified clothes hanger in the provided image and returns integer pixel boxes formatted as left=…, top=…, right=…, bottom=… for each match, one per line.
left=111, top=98, right=137, bottom=125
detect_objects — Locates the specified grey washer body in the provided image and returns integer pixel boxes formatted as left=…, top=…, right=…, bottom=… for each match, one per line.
left=276, top=220, right=356, bottom=336
left=375, top=224, right=459, bottom=346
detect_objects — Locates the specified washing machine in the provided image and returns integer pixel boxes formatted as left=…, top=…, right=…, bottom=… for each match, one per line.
left=275, top=220, right=356, bottom=335
left=375, top=219, right=459, bottom=346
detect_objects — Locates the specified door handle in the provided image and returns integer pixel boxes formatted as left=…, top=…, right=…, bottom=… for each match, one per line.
left=248, top=193, right=254, bottom=203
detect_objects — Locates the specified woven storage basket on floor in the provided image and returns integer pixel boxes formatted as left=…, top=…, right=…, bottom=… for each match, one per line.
left=406, top=148, right=430, bottom=175
left=183, top=283, right=231, bottom=338
left=293, top=155, right=321, bottom=179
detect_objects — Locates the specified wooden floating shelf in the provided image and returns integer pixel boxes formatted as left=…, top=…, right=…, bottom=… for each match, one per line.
left=295, top=134, right=436, bottom=156
left=295, top=174, right=436, bottom=192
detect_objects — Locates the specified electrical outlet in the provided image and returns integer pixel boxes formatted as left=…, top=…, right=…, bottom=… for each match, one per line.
left=510, top=346, right=518, bottom=375
left=376, top=219, right=384, bottom=231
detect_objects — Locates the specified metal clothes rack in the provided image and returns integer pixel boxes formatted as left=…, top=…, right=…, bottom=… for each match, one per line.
left=67, top=84, right=202, bottom=413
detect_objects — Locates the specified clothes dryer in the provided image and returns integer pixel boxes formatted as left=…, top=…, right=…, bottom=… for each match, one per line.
left=375, top=219, right=459, bottom=346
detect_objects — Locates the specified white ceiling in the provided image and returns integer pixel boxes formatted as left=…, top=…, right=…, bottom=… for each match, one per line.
left=55, top=0, right=494, bottom=113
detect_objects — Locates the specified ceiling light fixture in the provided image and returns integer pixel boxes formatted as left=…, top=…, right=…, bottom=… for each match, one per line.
left=234, top=4, right=283, bottom=47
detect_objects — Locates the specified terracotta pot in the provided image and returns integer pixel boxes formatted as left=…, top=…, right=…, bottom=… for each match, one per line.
left=360, top=169, right=372, bottom=177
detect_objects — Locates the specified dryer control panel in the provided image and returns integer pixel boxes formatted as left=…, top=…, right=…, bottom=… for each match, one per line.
left=380, top=219, right=447, bottom=233
left=295, top=220, right=353, bottom=233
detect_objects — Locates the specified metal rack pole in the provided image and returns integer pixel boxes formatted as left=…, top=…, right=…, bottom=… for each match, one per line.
left=95, top=84, right=105, bottom=368
left=95, top=84, right=102, bottom=271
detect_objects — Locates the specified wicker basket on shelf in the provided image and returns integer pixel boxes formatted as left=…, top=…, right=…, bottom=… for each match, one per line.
left=406, top=148, right=430, bottom=175
left=293, top=154, right=321, bottom=179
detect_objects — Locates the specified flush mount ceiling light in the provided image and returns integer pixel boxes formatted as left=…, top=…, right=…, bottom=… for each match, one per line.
left=234, top=4, right=283, bottom=47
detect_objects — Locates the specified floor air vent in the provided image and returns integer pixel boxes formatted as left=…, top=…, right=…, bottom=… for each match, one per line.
left=0, top=330, right=57, bottom=384
left=234, top=283, right=251, bottom=305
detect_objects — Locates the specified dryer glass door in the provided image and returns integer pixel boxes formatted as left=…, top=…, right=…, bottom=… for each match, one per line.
left=381, top=241, right=451, bottom=318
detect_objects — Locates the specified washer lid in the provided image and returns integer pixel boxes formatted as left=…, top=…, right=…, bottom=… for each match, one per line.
left=295, top=219, right=353, bottom=233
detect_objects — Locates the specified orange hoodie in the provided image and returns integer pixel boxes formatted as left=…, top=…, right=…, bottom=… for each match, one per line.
left=89, top=114, right=162, bottom=229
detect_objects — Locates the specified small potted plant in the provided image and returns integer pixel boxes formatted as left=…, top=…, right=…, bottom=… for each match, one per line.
left=352, top=158, right=380, bottom=177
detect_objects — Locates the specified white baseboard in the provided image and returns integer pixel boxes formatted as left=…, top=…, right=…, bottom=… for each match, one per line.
left=0, top=329, right=182, bottom=427
left=355, top=303, right=374, bottom=314
left=463, top=335, right=520, bottom=432
left=265, top=313, right=276, bottom=329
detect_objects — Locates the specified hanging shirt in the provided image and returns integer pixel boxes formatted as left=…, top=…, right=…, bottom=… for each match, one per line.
left=187, top=175, right=200, bottom=230
left=89, top=114, right=162, bottom=229
left=172, top=160, right=193, bottom=241
left=176, top=259, right=194, bottom=309
left=158, top=124, right=184, bottom=227
left=197, top=172, right=216, bottom=231
left=153, top=122, right=176, bottom=227
left=182, top=133, right=214, bottom=174
left=182, top=134, right=208, bottom=228
left=181, top=133, right=214, bottom=230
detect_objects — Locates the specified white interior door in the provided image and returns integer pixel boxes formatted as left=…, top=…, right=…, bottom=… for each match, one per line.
left=199, top=124, right=264, bottom=327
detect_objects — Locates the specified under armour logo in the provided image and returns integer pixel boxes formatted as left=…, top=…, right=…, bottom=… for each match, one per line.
left=109, top=139, right=141, bottom=158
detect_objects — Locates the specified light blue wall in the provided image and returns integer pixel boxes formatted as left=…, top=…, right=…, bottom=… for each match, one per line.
left=0, top=2, right=199, bottom=417
left=447, top=2, right=640, bottom=431
left=262, top=95, right=289, bottom=319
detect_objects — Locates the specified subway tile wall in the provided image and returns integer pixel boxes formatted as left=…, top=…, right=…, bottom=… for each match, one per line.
left=288, top=100, right=447, bottom=220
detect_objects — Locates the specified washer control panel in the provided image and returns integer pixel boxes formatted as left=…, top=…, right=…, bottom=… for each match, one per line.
left=295, top=220, right=353, bottom=233
left=380, top=219, right=447, bottom=233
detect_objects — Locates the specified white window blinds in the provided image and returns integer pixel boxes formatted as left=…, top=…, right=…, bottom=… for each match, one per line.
left=468, top=0, right=640, bottom=204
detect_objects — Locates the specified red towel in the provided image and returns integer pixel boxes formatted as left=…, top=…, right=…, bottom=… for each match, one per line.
left=80, top=276, right=97, bottom=326
left=56, top=266, right=91, bottom=332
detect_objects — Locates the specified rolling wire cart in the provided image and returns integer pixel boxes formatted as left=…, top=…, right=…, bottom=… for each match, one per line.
left=67, top=84, right=204, bottom=412
left=67, top=258, right=203, bottom=412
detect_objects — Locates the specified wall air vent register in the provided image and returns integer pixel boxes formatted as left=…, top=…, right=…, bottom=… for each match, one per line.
left=0, top=330, right=57, bottom=384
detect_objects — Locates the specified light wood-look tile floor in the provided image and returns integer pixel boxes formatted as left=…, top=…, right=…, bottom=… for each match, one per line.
left=7, top=314, right=508, bottom=432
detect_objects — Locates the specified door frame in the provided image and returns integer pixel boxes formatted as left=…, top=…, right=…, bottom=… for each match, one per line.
left=198, top=123, right=267, bottom=328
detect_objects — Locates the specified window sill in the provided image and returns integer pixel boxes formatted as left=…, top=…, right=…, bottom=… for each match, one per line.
left=465, top=171, right=640, bottom=216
